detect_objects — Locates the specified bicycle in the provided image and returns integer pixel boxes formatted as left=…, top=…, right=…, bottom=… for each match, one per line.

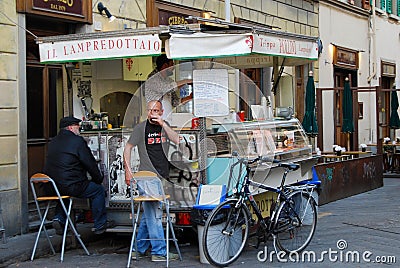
left=202, top=152, right=319, bottom=267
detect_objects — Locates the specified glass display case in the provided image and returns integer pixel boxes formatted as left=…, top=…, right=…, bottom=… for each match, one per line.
left=215, top=118, right=312, bottom=161
left=207, top=118, right=316, bottom=190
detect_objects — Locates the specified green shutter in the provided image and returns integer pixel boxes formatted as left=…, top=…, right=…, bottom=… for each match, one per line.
left=387, top=0, right=392, bottom=13
left=381, top=0, right=386, bottom=10
left=398, top=0, right=400, bottom=15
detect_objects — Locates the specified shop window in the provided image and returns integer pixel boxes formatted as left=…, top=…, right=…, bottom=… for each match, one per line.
left=362, top=0, right=371, bottom=9
left=27, top=67, right=44, bottom=139
left=100, top=92, right=134, bottom=128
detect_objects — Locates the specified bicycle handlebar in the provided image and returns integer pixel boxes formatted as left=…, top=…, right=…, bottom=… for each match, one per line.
left=231, top=152, right=299, bottom=171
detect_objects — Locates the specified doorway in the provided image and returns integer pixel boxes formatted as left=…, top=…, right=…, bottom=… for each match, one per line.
left=25, top=17, right=70, bottom=204
left=334, top=68, right=358, bottom=151
left=27, top=65, right=63, bottom=201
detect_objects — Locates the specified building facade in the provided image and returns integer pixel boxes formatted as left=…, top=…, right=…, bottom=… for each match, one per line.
left=318, top=0, right=400, bottom=151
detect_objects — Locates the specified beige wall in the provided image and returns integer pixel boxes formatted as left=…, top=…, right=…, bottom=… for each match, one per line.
left=93, top=0, right=319, bottom=36
left=0, top=0, right=22, bottom=236
left=165, top=0, right=319, bottom=37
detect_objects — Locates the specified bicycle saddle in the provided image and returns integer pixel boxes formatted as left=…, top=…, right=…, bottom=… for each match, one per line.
left=279, top=162, right=300, bottom=171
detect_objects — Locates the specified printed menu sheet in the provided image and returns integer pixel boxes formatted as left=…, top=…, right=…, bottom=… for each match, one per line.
left=193, top=69, right=229, bottom=117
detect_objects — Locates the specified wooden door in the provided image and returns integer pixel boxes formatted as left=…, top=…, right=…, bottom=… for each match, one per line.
left=334, top=70, right=358, bottom=150
left=27, top=65, right=63, bottom=201
left=380, top=77, right=392, bottom=139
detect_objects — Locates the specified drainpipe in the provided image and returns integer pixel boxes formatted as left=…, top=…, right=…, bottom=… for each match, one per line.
left=367, top=0, right=377, bottom=83
left=225, top=0, right=230, bottom=22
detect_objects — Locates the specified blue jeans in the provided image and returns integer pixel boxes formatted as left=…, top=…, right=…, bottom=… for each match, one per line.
left=54, top=182, right=107, bottom=230
left=134, top=179, right=166, bottom=256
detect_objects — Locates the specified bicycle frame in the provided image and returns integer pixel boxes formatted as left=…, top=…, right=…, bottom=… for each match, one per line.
left=228, top=157, right=316, bottom=234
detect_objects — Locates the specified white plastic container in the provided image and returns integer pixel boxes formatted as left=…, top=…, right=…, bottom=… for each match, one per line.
left=197, top=225, right=209, bottom=264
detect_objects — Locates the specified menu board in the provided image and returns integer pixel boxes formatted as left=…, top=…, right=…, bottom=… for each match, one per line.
left=193, top=69, right=229, bottom=117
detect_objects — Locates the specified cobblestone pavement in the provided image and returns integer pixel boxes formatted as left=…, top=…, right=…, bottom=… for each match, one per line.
left=2, top=178, right=399, bottom=268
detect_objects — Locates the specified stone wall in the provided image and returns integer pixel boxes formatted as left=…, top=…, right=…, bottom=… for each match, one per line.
left=0, top=0, right=22, bottom=236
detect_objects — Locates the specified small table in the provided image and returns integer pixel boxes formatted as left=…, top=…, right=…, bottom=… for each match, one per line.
left=321, top=154, right=350, bottom=163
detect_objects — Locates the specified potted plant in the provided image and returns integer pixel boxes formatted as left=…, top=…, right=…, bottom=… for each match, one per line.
left=333, top=145, right=344, bottom=156
left=359, top=144, right=367, bottom=152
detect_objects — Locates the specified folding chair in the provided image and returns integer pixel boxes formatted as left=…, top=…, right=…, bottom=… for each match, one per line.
left=30, top=173, right=90, bottom=262
left=127, top=171, right=181, bottom=268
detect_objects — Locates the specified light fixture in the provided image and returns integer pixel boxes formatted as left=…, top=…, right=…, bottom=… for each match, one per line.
left=97, top=2, right=115, bottom=22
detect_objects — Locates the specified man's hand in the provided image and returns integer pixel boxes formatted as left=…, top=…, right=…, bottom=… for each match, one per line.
left=124, top=167, right=132, bottom=186
left=149, top=113, right=164, bottom=126
left=123, top=143, right=134, bottom=185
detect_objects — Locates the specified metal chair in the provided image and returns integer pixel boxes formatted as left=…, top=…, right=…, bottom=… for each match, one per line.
left=30, top=173, right=90, bottom=262
left=127, top=171, right=181, bottom=268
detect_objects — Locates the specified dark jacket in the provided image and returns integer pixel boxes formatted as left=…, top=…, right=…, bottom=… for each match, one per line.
left=43, top=129, right=103, bottom=196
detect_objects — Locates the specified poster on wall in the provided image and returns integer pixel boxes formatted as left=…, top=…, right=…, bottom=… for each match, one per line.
left=107, top=133, right=139, bottom=201
left=84, top=135, right=110, bottom=204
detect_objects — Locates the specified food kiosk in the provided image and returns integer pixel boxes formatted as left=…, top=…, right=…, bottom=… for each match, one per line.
left=36, top=22, right=321, bottom=228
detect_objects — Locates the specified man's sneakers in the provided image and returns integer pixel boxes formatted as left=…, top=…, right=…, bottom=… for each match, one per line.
left=52, top=219, right=65, bottom=236
left=131, top=251, right=149, bottom=260
left=93, top=220, right=115, bottom=235
left=151, top=252, right=180, bottom=262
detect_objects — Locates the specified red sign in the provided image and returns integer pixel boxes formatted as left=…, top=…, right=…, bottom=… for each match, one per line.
left=33, top=0, right=83, bottom=16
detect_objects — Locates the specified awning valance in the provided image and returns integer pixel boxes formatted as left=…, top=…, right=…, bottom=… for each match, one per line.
left=36, top=23, right=319, bottom=64
left=252, top=33, right=318, bottom=60
left=38, top=34, right=162, bottom=63
left=165, top=32, right=318, bottom=61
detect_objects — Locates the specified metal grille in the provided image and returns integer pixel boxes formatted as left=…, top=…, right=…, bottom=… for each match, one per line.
left=108, top=201, right=131, bottom=209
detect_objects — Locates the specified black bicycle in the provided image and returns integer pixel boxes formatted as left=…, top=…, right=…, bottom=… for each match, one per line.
left=202, top=153, right=319, bottom=267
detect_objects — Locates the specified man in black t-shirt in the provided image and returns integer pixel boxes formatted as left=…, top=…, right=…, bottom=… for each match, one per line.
left=123, top=100, right=180, bottom=261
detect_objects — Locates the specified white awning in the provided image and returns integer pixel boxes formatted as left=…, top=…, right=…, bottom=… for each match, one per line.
left=252, top=33, right=318, bottom=60
left=165, top=32, right=253, bottom=60
left=166, top=32, right=318, bottom=60
left=36, top=24, right=319, bottom=64
left=38, top=34, right=162, bottom=63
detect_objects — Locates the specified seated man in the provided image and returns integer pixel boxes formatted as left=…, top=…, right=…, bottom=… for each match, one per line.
left=43, top=116, right=114, bottom=235
left=124, top=100, right=179, bottom=262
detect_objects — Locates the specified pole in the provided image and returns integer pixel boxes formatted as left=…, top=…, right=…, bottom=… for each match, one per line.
left=225, top=0, right=231, bottom=22
left=347, top=133, right=350, bottom=151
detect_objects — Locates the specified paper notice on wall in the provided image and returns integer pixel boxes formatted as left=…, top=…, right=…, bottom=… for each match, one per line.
left=193, top=69, right=229, bottom=117
left=198, top=185, right=224, bottom=206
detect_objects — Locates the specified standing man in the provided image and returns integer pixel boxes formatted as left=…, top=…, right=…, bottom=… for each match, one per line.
left=123, top=100, right=179, bottom=261
left=43, top=116, right=114, bottom=235
left=145, top=54, right=192, bottom=122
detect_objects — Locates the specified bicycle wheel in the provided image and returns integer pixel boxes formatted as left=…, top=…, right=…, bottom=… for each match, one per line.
left=274, top=190, right=317, bottom=253
left=202, top=199, right=251, bottom=267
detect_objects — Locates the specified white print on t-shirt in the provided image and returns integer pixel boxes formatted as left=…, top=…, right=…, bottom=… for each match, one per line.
left=147, top=131, right=166, bottom=145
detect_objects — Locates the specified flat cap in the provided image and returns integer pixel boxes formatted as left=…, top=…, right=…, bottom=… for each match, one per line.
left=59, top=116, right=81, bottom=128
